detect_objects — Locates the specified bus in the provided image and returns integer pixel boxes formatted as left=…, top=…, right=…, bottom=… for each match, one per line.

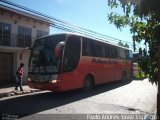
left=28, top=33, right=133, bottom=92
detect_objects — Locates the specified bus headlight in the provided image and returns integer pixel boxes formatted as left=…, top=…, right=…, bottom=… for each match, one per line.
left=28, top=78, right=31, bottom=81
left=49, top=80, right=58, bottom=83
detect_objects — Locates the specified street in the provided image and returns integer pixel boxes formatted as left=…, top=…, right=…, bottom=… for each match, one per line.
left=0, top=79, right=157, bottom=120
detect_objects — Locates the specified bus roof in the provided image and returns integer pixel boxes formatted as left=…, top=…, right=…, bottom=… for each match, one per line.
left=36, top=32, right=132, bottom=51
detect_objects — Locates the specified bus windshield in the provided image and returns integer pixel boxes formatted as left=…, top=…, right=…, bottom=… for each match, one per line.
left=29, top=35, right=66, bottom=74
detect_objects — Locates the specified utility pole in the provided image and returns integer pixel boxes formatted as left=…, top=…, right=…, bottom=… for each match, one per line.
left=132, top=29, right=136, bottom=52
left=132, top=36, right=136, bottom=52
left=157, top=46, right=160, bottom=119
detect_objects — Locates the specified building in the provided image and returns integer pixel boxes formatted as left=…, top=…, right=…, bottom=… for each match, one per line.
left=0, top=5, right=51, bottom=84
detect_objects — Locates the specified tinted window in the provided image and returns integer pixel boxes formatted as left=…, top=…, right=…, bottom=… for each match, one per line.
left=119, top=48, right=126, bottom=59
left=82, top=37, right=127, bottom=59
left=101, top=45, right=106, bottom=58
left=29, top=35, right=66, bottom=74
left=116, top=47, right=120, bottom=58
left=110, top=46, right=114, bottom=58
left=112, top=47, right=118, bottom=58
left=105, top=45, right=110, bottom=58
left=83, top=38, right=107, bottom=58
left=63, top=36, right=81, bottom=72
left=106, top=45, right=114, bottom=58
left=93, top=41, right=102, bottom=57
left=82, top=37, right=94, bottom=56
left=125, top=50, right=129, bottom=59
left=129, top=50, right=133, bottom=59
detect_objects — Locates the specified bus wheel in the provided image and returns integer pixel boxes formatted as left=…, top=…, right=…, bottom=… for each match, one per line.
left=122, top=72, right=127, bottom=81
left=83, top=75, right=94, bottom=91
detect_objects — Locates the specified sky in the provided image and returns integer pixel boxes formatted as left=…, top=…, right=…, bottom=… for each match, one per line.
left=2, top=0, right=136, bottom=49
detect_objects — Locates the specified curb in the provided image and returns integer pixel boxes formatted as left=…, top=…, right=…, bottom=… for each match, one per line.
left=0, top=89, right=41, bottom=98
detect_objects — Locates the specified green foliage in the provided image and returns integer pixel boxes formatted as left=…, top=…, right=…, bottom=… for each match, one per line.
left=135, top=71, right=147, bottom=80
left=118, top=40, right=129, bottom=48
left=108, top=0, right=160, bottom=84
left=118, top=40, right=123, bottom=46
left=124, top=42, right=129, bottom=48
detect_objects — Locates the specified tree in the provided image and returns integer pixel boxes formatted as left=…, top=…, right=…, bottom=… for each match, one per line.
left=118, top=40, right=129, bottom=48
left=107, top=0, right=160, bottom=117
left=118, top=40, right=124, bottom=46
left=124, top=42, right=129, bottom=48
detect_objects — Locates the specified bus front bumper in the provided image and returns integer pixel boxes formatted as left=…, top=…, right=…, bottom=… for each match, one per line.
left=28, top=80, right=61, bottom=92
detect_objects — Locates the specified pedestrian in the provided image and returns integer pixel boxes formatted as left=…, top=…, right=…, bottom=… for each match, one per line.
left=15, top=63, right=24, bottom=91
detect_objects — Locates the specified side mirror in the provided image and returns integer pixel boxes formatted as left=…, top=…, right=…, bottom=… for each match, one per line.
left=54, top=41, right=65, bottom=58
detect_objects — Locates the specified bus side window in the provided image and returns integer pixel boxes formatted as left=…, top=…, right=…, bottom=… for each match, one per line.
left=109, top=46, right=113, bottom=58
left=125, top=50, right=129, bottom=59
left=129, top=50, right=133, bottom=59
left=116, top=47, right=121, bottom=59
left=101, top=45, right=106, bottom=58
left=82, top=38, right=93, bottom=56
left=85, top=43, right=92, bottom=56
left=119, top=48, right=126, bottom=59
left=105, top=45, right=110, bottom=58
left=63, top=36, right=81, bottom=72
left=112, top=47, right=118, bottom=58
left=93, top=41, right=102, bottom=57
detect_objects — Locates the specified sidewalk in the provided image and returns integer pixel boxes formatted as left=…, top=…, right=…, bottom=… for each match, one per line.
left=0, top=85, right=41, bottom=98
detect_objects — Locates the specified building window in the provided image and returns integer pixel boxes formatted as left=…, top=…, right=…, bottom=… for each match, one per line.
left=0, top=22, right=11, bottom=46
left=36, top=30, right=48, bottom=38
left=17, top=26, right=32, bottom=47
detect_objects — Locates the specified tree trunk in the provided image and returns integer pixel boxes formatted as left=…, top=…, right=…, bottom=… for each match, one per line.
left=158, top=85, right=160, bottom=118
left=157, top=46, right=160, bottom=119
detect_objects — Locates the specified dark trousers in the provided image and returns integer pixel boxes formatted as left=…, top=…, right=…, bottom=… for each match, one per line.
left=15, top=76, right=23, bottom=91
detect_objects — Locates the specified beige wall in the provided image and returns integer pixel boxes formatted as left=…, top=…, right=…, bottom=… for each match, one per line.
left=0, top=11, right=49, bottom=40
left=0, top=10, right=50, bottom=83
left=16, top=50, right=31, bottom=82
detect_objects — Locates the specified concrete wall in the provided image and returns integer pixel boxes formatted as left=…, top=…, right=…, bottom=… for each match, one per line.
left=0, top=10, right=50, bottom=83
left=16, top=50, right=31, bottom=82
left=0, top=11, right=50, bottom=39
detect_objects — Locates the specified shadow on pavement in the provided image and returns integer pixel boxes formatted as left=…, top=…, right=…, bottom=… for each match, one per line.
left=0, top=80, right=132, bottom=118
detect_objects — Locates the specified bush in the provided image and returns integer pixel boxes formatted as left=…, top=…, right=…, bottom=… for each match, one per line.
left=135, top=71, right=147, bottom=80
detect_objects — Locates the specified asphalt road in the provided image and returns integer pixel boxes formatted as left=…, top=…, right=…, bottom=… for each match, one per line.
left=0, top=79, right=157, bottom=120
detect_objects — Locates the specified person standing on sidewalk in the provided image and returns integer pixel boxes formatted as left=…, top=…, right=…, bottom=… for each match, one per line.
left=15, top=63, right=24, bottom=91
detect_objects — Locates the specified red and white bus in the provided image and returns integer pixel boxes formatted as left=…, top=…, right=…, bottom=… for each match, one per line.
left=28, top=33, right=133, bottom=92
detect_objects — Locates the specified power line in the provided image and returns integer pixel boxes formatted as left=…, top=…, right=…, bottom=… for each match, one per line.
left=0, top=3, right=113, bottom=43
left=0, top=0, right=133, bottom=48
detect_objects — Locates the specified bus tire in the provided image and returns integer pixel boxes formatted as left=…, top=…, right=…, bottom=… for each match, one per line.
left=122, top=72, right=127, bottom=81
left=83, top=75, right=94, bottom=91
